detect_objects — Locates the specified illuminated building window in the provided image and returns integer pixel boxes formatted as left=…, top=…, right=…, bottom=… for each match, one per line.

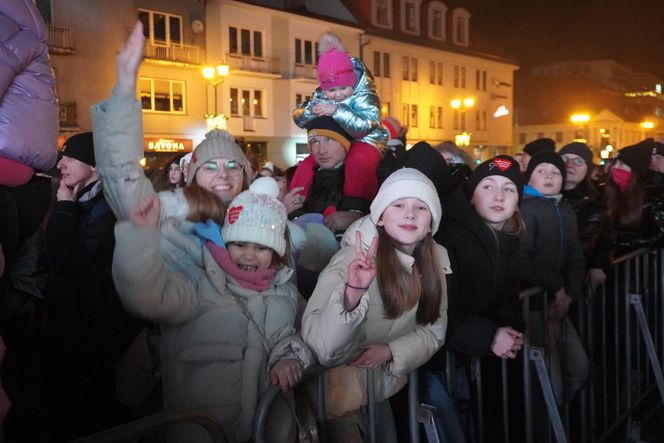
left=139, top=9, right=182, bottom=47
left=231, top=88, right=265, bottom=117
left=140, top=77, right=185, bottom=114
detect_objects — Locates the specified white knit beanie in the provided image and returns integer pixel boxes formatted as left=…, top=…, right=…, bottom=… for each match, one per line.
left=370, top=168, right=442, bottom=234
left=222, top=177, right=287, bottom=256
left=187, top=129, right=252, bottom=185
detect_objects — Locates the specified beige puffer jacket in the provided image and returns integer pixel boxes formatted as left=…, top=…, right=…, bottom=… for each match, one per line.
left=302, top=216, right=449, bottom=416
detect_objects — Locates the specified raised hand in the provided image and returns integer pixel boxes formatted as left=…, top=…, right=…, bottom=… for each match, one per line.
left=116, top=20, right=146, bottom=97
left=344, top=230, right=378, bottom=311
left=281, top=186, right=305, bottom=214
left=131, top=195, right=160, bottom=229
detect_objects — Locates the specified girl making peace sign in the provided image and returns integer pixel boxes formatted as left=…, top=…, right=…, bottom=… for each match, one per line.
left=302, top=168, right=450, bottom=442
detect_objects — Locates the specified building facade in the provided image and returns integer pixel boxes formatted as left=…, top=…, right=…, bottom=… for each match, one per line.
left=41, top=0, right=518, bottom=171
left=514, top=59, right=664, bottom=161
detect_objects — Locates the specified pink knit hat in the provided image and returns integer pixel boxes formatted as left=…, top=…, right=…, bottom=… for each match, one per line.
left=317, top=49, right=355, bottom=91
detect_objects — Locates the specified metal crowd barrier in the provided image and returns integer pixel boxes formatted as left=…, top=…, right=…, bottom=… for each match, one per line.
left=252, top=248, right=663, bottom=443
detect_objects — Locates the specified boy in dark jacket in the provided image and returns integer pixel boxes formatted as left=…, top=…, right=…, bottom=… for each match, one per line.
left=520, top=151, right=588, bottom=404
left=42, top=133, right=140, bottom=441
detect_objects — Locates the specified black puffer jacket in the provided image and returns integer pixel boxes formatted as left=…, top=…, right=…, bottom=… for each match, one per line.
left=562, top=181, right=612, bottom=272
left=613, top=172, right=664, bottom=255
left=444, top=186, right=524, bottom=354
left=423, top=186, right=523, bottom=369
left=520, top=188, right=585, bottom=302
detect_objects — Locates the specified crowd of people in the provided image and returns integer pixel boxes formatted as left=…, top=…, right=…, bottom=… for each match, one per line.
left=1, top=9, right=664, bottom=443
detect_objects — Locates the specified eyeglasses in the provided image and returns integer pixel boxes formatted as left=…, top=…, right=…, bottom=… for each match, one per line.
left=562, top=156, right=585, bottom=166
left=199, top=159, right=245, bottom=177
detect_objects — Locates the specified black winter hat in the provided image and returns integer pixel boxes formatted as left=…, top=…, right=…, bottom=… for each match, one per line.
left=305, top=116, right=353, bottom=151
left=467, top=155, right=524, bottom=200
left=523, top=138, right=555, bottom=157
left=617, top=141, right=652, bottom=176
left=559, top=142, right=593, bottom=165
left=59, top=132, right=95, bottom=167
left=525, top=150, right=566, bottom=183
left=402, top=141, right=451, bottom=203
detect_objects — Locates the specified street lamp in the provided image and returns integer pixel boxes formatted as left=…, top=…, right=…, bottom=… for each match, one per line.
left=202, top=62, right=229, bottom=129
left=570, top=113, right=591, bottom=143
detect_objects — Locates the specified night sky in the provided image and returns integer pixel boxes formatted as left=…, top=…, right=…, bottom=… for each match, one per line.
left=452, top=0, right=664, bottom=81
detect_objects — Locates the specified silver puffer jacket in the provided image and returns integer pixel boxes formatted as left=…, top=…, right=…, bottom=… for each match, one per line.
left=0, top=0, right=57, bottom=171
left=293, top=57, right=388, bottom=151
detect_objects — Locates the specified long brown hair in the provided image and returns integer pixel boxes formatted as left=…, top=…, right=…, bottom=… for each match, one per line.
left=183, top=182, right=226, bottom=224
left=604, top=170, right=645, bottom=227
left=375, top=227, right=443, bottom=325
left=501, top=207, right=526, bottom=235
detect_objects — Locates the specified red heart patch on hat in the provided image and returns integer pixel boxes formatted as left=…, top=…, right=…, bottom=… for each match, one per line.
left=492, top=158, right=513, bottom=171
left=227, top=205, right=243, bottom=224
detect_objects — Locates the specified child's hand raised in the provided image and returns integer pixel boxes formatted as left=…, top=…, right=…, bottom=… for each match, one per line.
left=131, top=195, right=160, bottom=229
left=116, top=20, right=146, bottom=97
left=344, top=230, right=378, bottom=311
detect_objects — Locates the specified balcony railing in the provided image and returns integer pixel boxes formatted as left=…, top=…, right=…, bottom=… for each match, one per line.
left=145, top=41, right=203, bottom=66
left=292, top=64, right=317, bottom=80
left=47, top=25, right=75, bottom=54
left=58, top=101, right=78, bottom=128
left=226, top=53, right=281, bottom=75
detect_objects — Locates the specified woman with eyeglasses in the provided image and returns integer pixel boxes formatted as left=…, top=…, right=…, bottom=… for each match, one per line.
left=560, top=142, right=612, bottom=291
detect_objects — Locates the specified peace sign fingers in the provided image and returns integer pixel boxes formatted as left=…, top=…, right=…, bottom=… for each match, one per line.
left=354, top=230, right=378, bottom=260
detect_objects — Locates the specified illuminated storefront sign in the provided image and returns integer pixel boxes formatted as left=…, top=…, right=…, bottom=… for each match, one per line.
left=144, top=137, right=193, bottom=153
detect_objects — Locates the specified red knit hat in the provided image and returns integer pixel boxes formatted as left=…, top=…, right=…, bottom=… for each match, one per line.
left=382, top=117, right=402, bottom=139
left=317, top=49, right=355, bottom=90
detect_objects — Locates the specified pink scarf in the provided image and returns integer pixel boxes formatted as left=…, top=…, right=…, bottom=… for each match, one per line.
left=205, top=241, right=276, bottom=292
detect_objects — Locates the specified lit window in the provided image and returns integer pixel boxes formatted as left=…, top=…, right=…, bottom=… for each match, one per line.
left=140, top=77, right=185, bottom=114
left=139, top=9, right=182, bottom=46
left=231, top=88, right=266, bottom=117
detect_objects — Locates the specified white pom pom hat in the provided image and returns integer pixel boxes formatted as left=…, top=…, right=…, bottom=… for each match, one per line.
left=370, top=168, right=442, bottom=234
left=222, top=177, right=288, bottom=256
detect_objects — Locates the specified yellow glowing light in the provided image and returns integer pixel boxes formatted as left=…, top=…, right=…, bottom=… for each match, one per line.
left=455, top=132, right=471, bottom=146
left=139, top=157, right=146, bottom=167
left=463, top=98, right=475, bottom=108
left=641, top=121, right=655, bottom=129
left=451, top=99, right=461, bottom=109
left=600, top=150, right=609, bottom=159
left=570, top=114, right=590, bottom=123
left=216, top=63, right=229, bottom=77
left=202, top=67, right=215, bottom=79
left=205, top=113, right=229, bottom=131
left=606, top=145, right=613, bottom=152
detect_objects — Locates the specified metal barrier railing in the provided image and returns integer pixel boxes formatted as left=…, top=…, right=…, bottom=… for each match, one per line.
left=250, top=247, right=663, bottom=443
left=70, top=409, right=229, bottom=443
